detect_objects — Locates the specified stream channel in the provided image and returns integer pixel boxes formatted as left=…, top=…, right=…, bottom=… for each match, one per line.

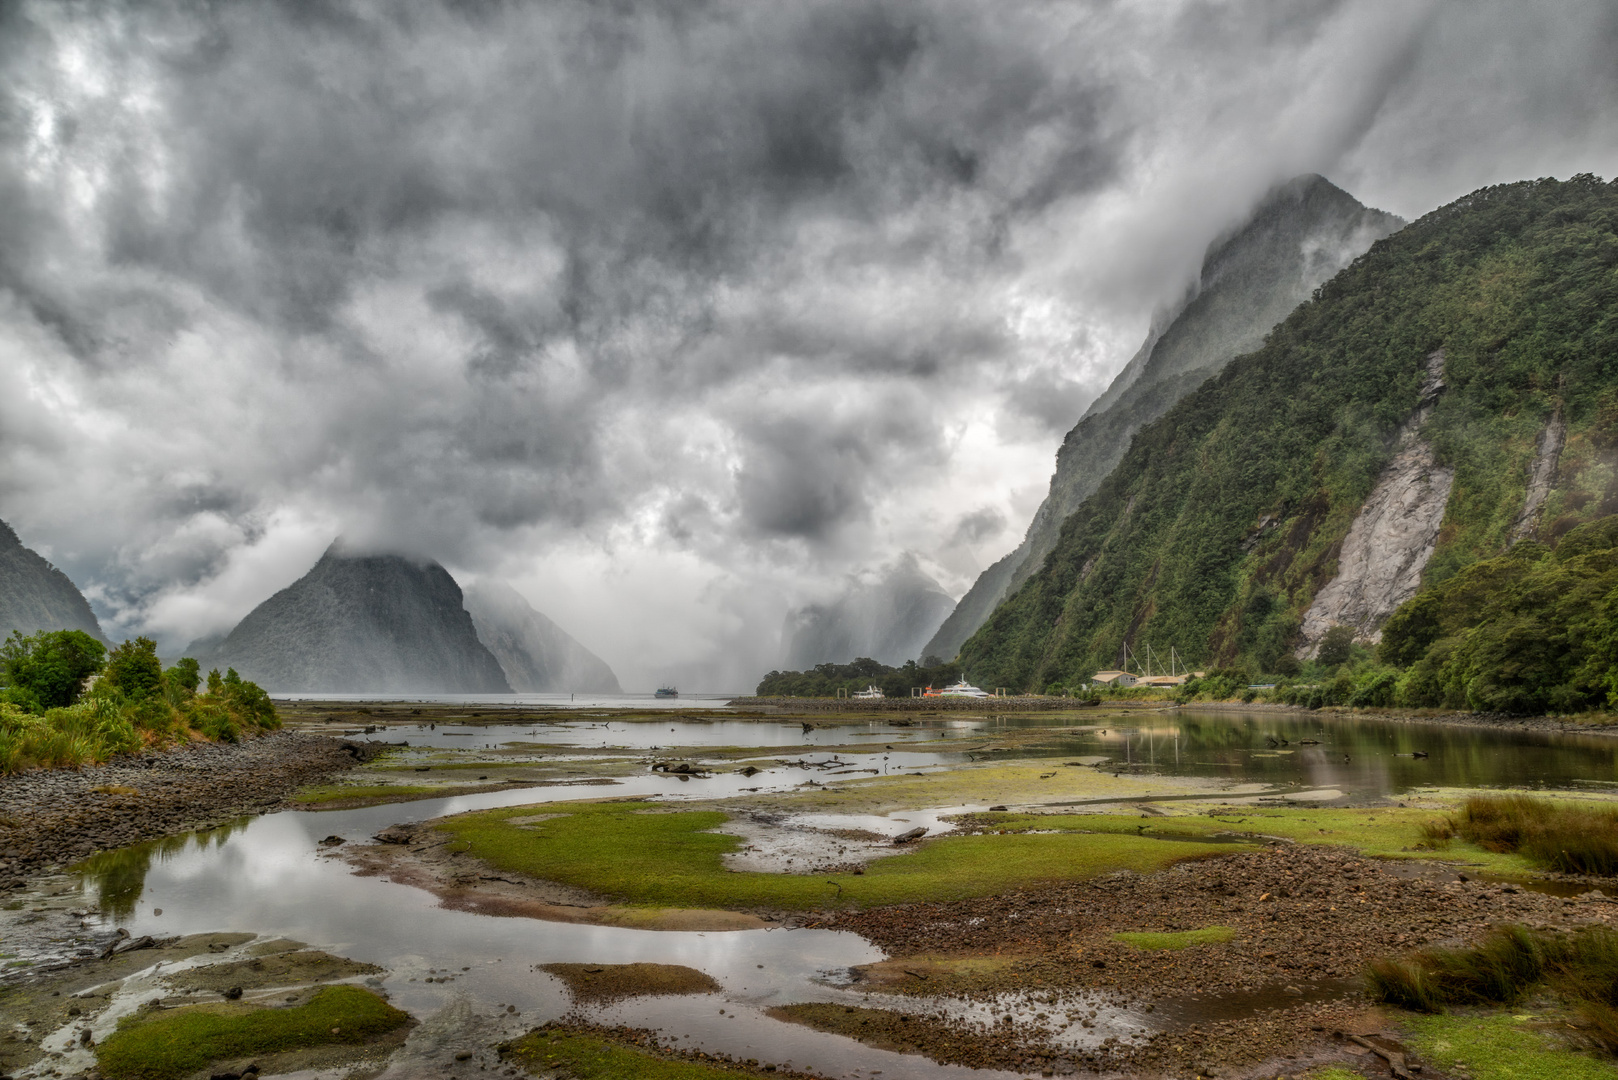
left=32, top=710, right=1618, bottom=1079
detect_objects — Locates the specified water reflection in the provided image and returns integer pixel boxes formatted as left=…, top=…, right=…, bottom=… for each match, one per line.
left=78, top=819, right=251, bottom=920
left=982, top=711, right=1618, bottom=798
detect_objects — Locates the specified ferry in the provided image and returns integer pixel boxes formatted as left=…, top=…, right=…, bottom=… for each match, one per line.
left=937, top=679, right=990, bottom=698
left=852, top=685, right=885, bottom=699
left=654, top=687, right=678, bottom=699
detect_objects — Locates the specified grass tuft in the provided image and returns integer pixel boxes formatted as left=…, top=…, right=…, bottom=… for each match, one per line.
left=1366, top=956, right=1446, bottom=1013
left=1456, top=795, right=1618, bottom=875
left=95, top=985, right=409, bottom=1080
left=1111, top=926, right=1235, bottom=950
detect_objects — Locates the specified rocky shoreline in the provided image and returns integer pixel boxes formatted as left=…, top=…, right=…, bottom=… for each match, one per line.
left=0, top=732, right=378, bottom=883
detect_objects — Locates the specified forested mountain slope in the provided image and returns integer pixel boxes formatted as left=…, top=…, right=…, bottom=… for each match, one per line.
left=926, top=176, right=1401, bottom=659
left=960, top=176, right=1618, bottom=694
left=0, top=519, right=106, bottom=642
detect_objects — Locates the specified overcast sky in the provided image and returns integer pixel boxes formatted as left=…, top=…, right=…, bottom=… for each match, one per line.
left=3, top=0, right=1617, bottom=691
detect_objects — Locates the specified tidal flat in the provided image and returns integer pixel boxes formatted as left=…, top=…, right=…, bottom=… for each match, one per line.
left=7, top=701, right=1618, bottom=1079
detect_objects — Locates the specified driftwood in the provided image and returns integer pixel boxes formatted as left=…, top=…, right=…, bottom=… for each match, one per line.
left=1349, top=1034, right=1415, bottom=1080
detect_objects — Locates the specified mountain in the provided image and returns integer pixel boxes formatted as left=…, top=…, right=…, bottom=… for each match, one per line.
left=783, top=558, right=956, bottom=669
left=960, top=175, right=1618, bottom=690
left=204, top=544, right=510, bottom=693
left=462, top=581, right=621, bottom=694
left=0, top=519, right=106, bottom=642
left=926, top=175, right=1404, bottom=660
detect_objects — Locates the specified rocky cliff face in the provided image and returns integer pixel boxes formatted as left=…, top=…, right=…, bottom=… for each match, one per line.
left=1294, top=351, right=1454, bottom=656
left=462, top=581, right=621, bottom=694
left=926, top=175, right=1403, bottom=660
left=205, top=545, right=511, bottom=693
left=784, top=559, right=956, bottom=669
left=0, top=520, right=106, bottom=642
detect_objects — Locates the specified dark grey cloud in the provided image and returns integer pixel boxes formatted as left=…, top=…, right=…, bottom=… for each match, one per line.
left=0, top=0, right=1616, bottom=687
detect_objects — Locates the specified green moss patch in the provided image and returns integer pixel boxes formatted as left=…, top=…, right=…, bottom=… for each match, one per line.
left=969, top=805, right=1542, bottom=874
left=1403, top=1013, right=1618, bottom=1080
left=437, top=800, right=1238, bottom=911
left=502, top=1029, right=763, bottom=1078
left=96, top=985, right=409, bottom=1080
left=1111, top=926, right=1235, bottom=950
left=541, top=963, right=720, bottom=1002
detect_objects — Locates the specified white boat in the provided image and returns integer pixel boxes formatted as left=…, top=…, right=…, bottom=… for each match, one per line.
left=852, top=685, right=885, bottom=699
left=936, top=679, right=990, bottom=698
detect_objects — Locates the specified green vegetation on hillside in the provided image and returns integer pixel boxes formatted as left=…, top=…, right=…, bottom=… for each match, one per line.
left=0, top=631, right=279, bottom=773
left=754, top=655, right=968, bottom=697
left=1378, top=516, right=1618, bottom=712
left=960, top=176, right=1618, bottom=702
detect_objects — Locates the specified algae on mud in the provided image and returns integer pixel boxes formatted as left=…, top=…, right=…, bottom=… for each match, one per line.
left=95, top=984, right=410, bottom=1080
left=541, top=962, right=720, bottom=1002
left=503, top=1027, right=803, bottom=1079
left=1112, top=926, right=1236, bottom=950
left=436, top=799, right=1239, bottom=911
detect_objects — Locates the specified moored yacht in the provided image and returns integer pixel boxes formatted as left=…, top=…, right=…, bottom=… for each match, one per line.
left=937, top=679, right=990, bottom=698
left=852, top=685, right=884, bottom=699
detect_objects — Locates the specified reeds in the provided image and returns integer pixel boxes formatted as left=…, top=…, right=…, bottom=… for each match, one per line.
left=1443, top=795, right=1618, bottom=875
left=1366, top=924, right=1547, bottom=1011
left=1369, top=922, right=1618, bottom=1048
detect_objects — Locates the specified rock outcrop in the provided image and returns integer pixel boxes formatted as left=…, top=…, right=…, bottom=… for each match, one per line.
left=0, top=520, right=106, bottom=642
left=927, top=175, right=1403, bottom=660
left=1510, top=405, right=1566, bottom=543
left=462, top=581, right=621, bottom=694
left=204, top=544, right=510, bottom=694
left=1295, top=351, right=1454, bottom=655
left=784, top=558, right=956, bottom=669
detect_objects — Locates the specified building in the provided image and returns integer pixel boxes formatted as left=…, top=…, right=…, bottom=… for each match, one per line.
left=1135, top=673, right=1190, bottom=687
left=1090, top=670, right=1138, bottom=687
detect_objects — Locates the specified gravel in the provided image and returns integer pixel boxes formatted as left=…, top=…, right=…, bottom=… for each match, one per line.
left=0, top=732, right=379, bottom=881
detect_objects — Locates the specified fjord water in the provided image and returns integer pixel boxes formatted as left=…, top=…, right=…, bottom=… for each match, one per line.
left=65, top=710, right=1618, bottom=1078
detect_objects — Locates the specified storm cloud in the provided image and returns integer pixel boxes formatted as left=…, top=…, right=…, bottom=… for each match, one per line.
left=2, top=0, right=1617, bottom=689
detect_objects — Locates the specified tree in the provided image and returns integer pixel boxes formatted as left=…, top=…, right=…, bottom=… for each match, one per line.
left=0, top=629, right=107, bottom=710
left=101, top=638, right=165, bottom=701
left=165, top=657, right=201, bottom=697
left=1317, top=625, right=1357, bottom=668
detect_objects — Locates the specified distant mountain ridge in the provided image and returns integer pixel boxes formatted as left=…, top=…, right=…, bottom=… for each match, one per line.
left=0, top=519, right=106, bottom=642
left=203, top=544, right=511, bottom=693
left=925, top=175, right=1404, bottom=660
left=463, top=580, right=621, bottom=694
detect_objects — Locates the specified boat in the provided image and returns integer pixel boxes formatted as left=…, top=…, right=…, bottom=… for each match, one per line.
left=852, top=685, right=884, bottom=699
left=937, top=679, right=990, bottom=698
left=654, top=687, right=678, bottom=699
